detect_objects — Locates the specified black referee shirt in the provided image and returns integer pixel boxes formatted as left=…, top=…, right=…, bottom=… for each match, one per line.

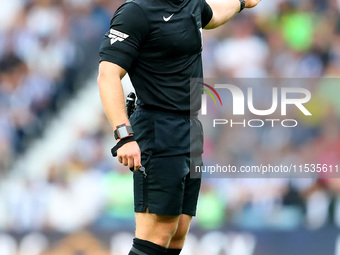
left=99, top=0, right=213, bottom=114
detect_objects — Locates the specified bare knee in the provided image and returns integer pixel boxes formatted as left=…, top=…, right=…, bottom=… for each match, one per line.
left=135, top=212, right=179, bottom=247
left=151, top=215, right=178, bottom=246
left=169, top=214, right=192, bottom=249
left=170, top=226, right=188, bottom=246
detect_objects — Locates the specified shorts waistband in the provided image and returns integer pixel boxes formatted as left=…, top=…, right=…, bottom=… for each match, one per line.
left=136, top=106, right=198, bottom=118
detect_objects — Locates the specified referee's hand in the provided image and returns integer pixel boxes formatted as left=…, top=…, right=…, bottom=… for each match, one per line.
left=117, top=141, right=142, bottom=171
left=245, top=0, right=261, bottom=8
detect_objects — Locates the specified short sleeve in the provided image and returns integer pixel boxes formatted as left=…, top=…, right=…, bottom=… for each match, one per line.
left=99, top=2, right=149, bottom=71
left=201, top=0, right=213, bottom=28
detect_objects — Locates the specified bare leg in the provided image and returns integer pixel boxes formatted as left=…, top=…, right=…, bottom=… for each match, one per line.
left=135, top=209, right=180, bottom=248
left=168, top=214, right=192, bottom=249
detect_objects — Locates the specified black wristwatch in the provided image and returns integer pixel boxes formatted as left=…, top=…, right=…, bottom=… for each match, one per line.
left=239, top=0, right=245, bottom=12
left=114, top=124, right=134, bottom=140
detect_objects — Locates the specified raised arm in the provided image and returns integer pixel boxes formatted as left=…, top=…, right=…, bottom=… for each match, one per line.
left=204, top=0, right=262, bottom=29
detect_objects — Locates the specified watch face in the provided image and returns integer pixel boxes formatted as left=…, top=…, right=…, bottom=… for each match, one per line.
left=117, top=125, right=129, bottom=139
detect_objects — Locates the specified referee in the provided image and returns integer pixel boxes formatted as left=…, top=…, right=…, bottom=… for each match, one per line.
left=97, top=0, right=261, bottom=254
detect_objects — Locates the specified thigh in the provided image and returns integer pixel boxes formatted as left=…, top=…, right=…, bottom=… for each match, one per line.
left=176, top=214, right=192, bottom=237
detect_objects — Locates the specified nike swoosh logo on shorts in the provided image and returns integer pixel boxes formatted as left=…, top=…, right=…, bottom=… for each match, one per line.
left=163, top=14, right=174, bottom=22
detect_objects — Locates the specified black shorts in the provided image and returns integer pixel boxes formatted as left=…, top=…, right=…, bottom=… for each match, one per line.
left=129, top=107, right=203, bottom=216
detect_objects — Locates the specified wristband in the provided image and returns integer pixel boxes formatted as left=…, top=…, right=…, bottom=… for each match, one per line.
left=239, top=0, right=245, bottom=12
left=111, top=136, right=136, bottom=157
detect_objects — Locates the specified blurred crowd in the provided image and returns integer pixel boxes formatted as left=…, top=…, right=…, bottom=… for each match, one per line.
left=1, top=0, right=340, bottom=234
left=0, top=0, right=116, bottom=174
left=198, top=0, right=340, bottom=230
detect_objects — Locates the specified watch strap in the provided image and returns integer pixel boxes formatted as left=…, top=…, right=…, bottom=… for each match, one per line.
left=111, top=136, right=136, bottom=157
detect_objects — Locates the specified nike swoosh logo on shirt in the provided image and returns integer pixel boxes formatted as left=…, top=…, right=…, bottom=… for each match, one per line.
left=163, top=14, right=174, bottom=22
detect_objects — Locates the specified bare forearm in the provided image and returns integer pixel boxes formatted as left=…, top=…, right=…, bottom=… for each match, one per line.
left=97, top=62, right=129, bottom=130
left=204, top=0, right=262, bottom=29
left=204, top=0, right=241, bottom=29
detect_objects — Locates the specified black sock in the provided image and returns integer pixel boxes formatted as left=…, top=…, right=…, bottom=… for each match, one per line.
left=166, top=248, right=182, bottom=254
left=129, top=238, right=167, bottom=255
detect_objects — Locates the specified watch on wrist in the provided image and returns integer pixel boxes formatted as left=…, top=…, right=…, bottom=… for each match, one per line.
left=114, top=124, right=134, bottom=140
left=239, top=0, right=245, bottom=12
